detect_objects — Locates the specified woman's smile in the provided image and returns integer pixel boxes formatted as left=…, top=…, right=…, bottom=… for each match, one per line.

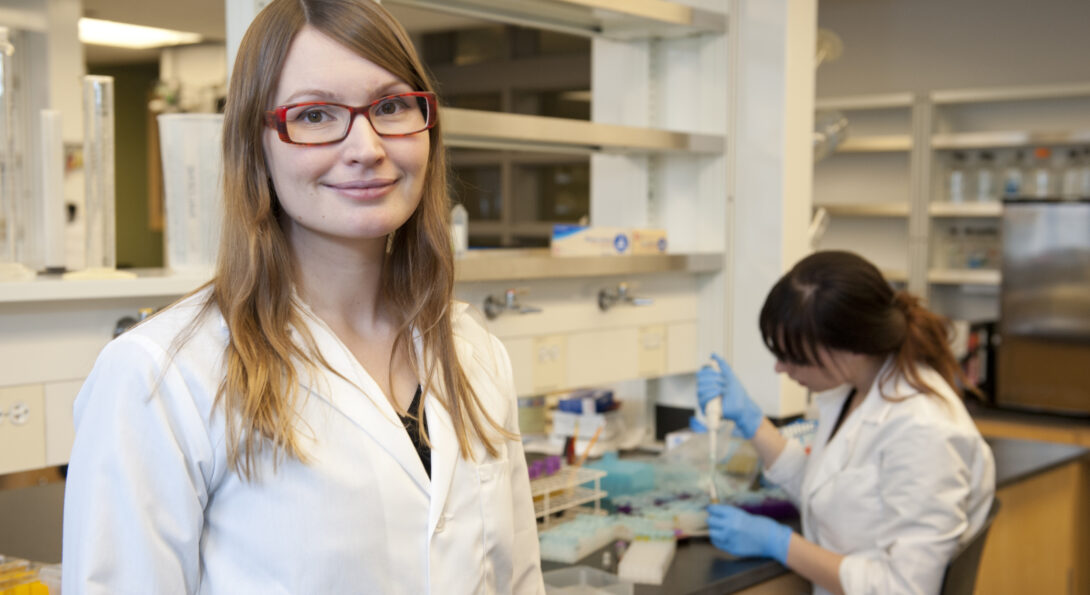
left=324, top=177, right=399, bottom=201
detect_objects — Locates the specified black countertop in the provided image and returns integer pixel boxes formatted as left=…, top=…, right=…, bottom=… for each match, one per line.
left=543, top=436, right=1089, bottom=594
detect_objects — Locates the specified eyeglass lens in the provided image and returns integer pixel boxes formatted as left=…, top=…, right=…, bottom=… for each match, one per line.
left=283, top=94, right=430, bottom=144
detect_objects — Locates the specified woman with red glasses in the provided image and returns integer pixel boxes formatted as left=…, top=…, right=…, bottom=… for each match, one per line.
left=62, top=0, right=544, bottom=592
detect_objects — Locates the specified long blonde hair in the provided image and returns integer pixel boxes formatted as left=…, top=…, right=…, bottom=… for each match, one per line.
left=208, top=0, right=508, bottom=478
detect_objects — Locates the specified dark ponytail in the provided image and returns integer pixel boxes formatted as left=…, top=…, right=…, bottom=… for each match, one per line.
left=759, top=250, right=974, bottom=401
left=888, top=290, right=973, bottom=400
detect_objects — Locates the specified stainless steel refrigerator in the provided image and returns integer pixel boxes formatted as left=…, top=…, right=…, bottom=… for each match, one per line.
left=997, top=198, right=1090, bottom=415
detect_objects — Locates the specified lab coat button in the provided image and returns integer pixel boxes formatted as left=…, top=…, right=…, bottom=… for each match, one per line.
left=435, top=515, right=447, bottom=533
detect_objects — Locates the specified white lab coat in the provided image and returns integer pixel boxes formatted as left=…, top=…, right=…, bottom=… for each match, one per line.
left=62, top=289, right=545, bottom=595
left=763, top=359, right=995, bottom=595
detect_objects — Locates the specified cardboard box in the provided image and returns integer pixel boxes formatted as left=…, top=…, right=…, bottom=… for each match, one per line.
left=551, top=225, right=631, bottom=256
left=631, top=229, right=668, bottom=255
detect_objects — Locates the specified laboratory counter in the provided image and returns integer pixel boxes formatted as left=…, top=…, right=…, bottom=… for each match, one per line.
left=544, top=436, right=1089, bottom=594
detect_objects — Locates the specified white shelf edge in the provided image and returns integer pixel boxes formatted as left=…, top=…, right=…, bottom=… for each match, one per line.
left=815, top=93, right=915, bottom=111
left=931, top=82, right=1090, bottom=105
left=455, top=250, right=723, bottom=282
left=835, top=134, right=912, bottom=153
left=927, top=269, right=1001, bottom=286
left=384, top=0, right=727, bottom=39
left=818, top=203, right=910, bottom=217
left=444, top=108, right=724, bottom=155
left=0, top=252, right=723, bottom=304
left=932, top=129, right=1090, bottom=150
left=928, top=202, right=1003, bottom=217
left=0, top=269, right=212, bottom=304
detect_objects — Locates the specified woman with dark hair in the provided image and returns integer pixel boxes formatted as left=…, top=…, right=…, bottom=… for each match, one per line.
left=62, top=0, right=544, bottom=592
left=697, top=250, right=994, bottom=595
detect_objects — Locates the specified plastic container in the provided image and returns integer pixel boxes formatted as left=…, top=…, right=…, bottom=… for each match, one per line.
left=543, top=565, right=633, bottom=595
left=617, top=539, right=676, bottom=585
left=450, top=203, right=468, bottom=257
left=158, top=113, right=224, bottom=272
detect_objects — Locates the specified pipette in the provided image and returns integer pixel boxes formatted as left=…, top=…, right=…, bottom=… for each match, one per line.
left=705, top=394, right=722, bottom=504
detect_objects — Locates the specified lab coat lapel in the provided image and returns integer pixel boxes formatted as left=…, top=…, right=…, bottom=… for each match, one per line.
left=294, top=312, right=431, bottom=494
left=414, top=320, right=468, bottom=539
left=806, top=357, right=900, bottom=497
left=424, top=385, right=459, bottom=538
left=804, top=385, right=854, bottom=497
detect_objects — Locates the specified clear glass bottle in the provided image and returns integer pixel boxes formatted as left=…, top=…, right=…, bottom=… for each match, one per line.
left=945, top=226, right=964, bottom=269
left=1001, top=150, right=1025, bottom=199
left=975, top=151, right=996, bottom=202
left=1029, top=146, right=1055, bottom=199
left=947, top=151, right=969, bottom=203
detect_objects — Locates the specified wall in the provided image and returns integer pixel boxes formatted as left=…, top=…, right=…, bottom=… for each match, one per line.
left=816, top=0, right=1090, bottom=97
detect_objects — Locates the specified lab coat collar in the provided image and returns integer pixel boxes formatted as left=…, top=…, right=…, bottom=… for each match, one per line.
left=291, top=299, right=434, bottom=496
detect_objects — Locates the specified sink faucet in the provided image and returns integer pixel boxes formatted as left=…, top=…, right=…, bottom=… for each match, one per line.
left=598, top=282, right=653, bottom=311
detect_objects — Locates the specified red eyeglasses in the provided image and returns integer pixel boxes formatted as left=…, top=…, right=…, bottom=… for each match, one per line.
left=264, top=91, right=438, bottom=145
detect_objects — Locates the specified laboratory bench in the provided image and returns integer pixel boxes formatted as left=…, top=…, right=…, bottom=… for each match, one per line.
left=543, top=435, right=1089, bottom=594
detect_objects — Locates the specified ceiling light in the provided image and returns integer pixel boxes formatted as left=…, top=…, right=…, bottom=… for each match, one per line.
left=78, top=18, right=202, bottom=50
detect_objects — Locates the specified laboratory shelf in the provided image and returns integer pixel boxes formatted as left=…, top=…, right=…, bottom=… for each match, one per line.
left=454, top=249, right=723, bottom=282
left=815, top=92, right=915, bottom=111
left=931, top=129, right=1090, bottom=150
left=927, top=268, right=1001, bottom=286
left=0, top=269, right=212, bottom=304
left=0, top=252, right=722, bottom=304
left=834, top=135, right=912, bottom=153
left=818, top=202, right=910, bottom=217
left=532, top=466, right=607, bottom=525
left=443, top=108, right=724, bottom=155
left=929, top=202, right=1003, bottom=217
left=384, top=0, right=727, bottom=40
left=930, top=82, right=1090, bottom=105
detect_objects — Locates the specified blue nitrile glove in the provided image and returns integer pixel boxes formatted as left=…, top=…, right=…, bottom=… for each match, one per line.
left=697, top=353, right=763, bottom=439
left=688, top=415, right=708, bottom=433
left=707, top=504, right=792, bottom=564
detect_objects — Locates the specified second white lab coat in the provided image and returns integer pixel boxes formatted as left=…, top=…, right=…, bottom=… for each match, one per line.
left=763, top=359, right=995, bottom=595
left=62, top=289, right=545, bottom=594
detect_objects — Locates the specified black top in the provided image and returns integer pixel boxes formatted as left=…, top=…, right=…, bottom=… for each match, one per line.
left=398, top=385, right=431, bottom=478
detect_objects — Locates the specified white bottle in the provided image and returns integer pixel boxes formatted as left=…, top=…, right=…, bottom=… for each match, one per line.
left=450, top=203, right=468, bottom=258
left=947, top=152, right=968, bottom=203
left=975, top=151, right=995, bottom=202
left=1001, top=151, right=1025, bottom=199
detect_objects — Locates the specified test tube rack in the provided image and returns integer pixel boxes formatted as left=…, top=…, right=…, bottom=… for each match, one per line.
left=531, top=466, right=607, bottom=527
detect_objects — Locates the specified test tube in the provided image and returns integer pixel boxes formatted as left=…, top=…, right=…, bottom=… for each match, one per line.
left=82, top=75, right=116, bottom=271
